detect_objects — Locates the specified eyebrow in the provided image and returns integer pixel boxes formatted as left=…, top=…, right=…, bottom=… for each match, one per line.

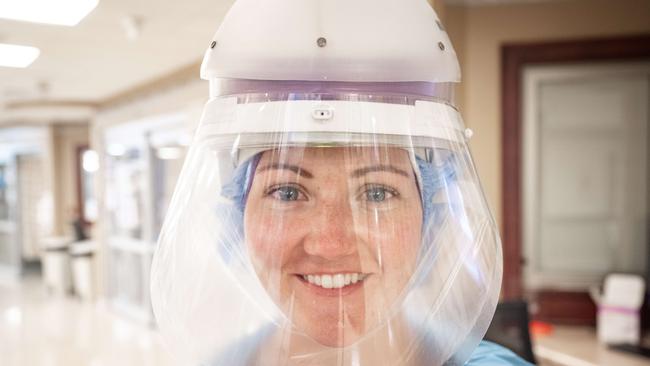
left=350, top=165, right=410, bottom=178
left=257, top=163, right=314, bottom=178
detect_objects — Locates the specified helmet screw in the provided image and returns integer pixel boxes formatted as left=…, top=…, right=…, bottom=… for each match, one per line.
left=438, top=41, right=445, bottom=51
left=210, top=41, right=217, bottom=49
left=317, top=37, right=327, bottom=48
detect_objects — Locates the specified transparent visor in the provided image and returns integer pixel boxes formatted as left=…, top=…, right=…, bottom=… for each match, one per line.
left=151, top=92, right=503, bottom=366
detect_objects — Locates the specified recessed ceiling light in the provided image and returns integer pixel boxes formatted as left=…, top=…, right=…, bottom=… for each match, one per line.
left=0, top=0, right=99, bottom=26
left=0, top=43, right=40, bottom=68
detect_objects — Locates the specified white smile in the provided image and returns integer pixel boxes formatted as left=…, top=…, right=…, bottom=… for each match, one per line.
left=300, top=273, right=369, bottom=289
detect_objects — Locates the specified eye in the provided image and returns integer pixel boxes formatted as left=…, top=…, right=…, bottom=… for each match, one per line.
left=363, top=185, right=398, bottom=203
left=268, top=185, right=304, bottom=202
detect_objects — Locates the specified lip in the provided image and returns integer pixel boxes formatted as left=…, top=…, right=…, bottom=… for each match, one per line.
left=294, top=274, right=367, bottom=297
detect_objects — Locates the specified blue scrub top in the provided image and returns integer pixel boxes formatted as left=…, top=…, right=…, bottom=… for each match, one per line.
left=466, top=341, right=534, bottom=365
left=208, top=335, right=534, bottom=365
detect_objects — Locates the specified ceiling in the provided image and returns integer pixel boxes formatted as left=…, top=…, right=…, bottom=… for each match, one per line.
left=0, top=0, right=563, bottom=121
left=0, top=0, right=233, bottom=108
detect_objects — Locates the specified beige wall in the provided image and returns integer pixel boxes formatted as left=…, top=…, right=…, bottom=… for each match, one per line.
left=52, top=124, right=89, bottom=236
left=444, top=0, right=650, bottom=228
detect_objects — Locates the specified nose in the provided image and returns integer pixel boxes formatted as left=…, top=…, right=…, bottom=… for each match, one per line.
left=303, top=198, right=358, bottom=260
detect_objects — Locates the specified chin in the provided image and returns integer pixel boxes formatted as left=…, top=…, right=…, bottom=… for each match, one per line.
left=295, top=308, right=366, bottom=348
left=305, top=323, right=361, bottom=348
left=279, top=275, right=375, bottom=347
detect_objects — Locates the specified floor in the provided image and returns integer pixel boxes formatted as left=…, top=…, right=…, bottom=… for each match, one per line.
left=0, top=273, right=175, bottom=366
left=5, top=272, right=650, bottom=366
left=534, top=325, right=650, bottom=366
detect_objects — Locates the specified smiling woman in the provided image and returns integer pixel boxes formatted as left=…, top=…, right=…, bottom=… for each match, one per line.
left=150, top=89, right=506, bottom=365
left=148, top=0, right=517, bottom=365
left=244, top=147, right=423, bottom=348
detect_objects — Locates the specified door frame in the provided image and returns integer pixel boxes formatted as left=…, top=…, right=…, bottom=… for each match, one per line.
left=501, top=34, right=650, bottom=310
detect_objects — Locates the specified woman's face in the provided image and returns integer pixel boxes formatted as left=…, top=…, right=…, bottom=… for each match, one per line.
left=244, top=147, right=423, bottom=347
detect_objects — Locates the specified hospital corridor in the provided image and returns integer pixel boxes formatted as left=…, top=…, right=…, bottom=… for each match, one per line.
left=1, top=0, right=649, bottom=365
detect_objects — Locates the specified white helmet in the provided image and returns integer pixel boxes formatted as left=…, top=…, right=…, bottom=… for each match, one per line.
left=151, top=1, right=502, bottom=365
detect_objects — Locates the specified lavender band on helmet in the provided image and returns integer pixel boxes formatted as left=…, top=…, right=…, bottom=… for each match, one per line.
left=210, top=79, right=456, bottom=106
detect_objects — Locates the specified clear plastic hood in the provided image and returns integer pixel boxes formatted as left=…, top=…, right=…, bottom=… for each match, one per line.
left=150, top=91, right=502, bottom=366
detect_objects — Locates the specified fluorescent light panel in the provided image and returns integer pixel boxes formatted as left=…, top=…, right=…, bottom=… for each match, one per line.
left=0, top=43, right=40, bottom=68
left=0, top=0, right=99, bottom=26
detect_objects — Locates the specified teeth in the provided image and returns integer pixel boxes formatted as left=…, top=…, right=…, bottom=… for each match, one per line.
left=322, top=275, right=333, bottom=289
left=301, top=273, right=367, bottom=289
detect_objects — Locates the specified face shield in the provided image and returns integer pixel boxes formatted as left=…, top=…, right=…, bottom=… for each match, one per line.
left=150, top=80, right=503, bottom=366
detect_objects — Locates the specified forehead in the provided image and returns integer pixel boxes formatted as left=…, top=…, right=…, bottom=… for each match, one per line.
left=258, top=146, right=413, bottom=168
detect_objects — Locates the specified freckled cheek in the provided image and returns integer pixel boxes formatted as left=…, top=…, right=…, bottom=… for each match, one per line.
left=244, top=209, right=308, bottom=264
left=370, top=227, right=420, bottom=257
left=363, top=209, right=422, bottom=267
